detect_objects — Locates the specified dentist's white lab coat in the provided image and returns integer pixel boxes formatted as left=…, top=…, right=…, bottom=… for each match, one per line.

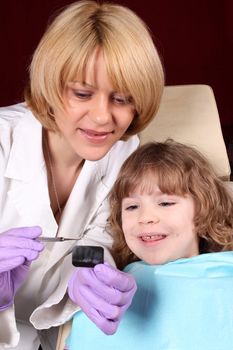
left=0, top=103, right=139, bottom=350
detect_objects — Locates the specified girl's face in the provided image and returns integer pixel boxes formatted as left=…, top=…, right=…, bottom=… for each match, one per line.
left=121, top=182, right=199, bottom=265
left=53, top=48, right=135, bottom=161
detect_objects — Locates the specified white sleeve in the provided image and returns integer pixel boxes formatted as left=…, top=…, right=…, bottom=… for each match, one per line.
left=0, top=307, right=20, bottom=348
left=0, top=112, right=20, bottom=348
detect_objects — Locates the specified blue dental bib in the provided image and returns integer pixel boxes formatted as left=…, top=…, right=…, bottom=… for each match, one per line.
left=67, top=252, right=233, bottom=350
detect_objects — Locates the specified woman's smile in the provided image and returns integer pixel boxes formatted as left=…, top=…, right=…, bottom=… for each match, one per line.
left=52, top=48, right=135, bottom=161
left=78, top=128, right=113, bottom=144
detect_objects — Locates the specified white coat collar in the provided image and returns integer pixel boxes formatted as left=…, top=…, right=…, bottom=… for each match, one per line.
left=4, top=107, right=58, bottom=233
left=4, top=107, right=45, bottom=182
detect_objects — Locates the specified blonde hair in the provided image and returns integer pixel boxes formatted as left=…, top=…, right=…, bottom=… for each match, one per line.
left=25, top=0, right=164, bottom=138
left=109, top=140, right=233, bottom=269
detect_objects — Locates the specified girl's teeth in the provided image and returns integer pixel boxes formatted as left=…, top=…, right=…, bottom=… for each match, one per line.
left=142, top=235, right=165, bottom=241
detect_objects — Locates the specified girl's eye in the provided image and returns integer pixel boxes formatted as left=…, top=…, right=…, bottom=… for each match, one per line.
left=159, top=202, right=176, bottom=207
left=125, top=205, right=139, bottom=211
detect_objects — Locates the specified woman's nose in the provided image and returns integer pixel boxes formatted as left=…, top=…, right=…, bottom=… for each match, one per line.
left=89, top=96, right=112, bottom=125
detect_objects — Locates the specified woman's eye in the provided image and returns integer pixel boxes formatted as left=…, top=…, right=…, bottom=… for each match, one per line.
left=159, top=202, right=175, bottom=207
left=73, top=90, right=92, bottom=99
left=112, top=94, right=132, bottom=105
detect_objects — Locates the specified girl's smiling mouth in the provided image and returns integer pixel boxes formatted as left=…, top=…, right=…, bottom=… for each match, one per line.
left=139, top=233, right=167, bottom=242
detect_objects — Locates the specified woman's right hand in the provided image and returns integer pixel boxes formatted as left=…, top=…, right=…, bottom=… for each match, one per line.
left=68, top=262, right=137, bottom=335
left=0, top=226, right=44, bottom=311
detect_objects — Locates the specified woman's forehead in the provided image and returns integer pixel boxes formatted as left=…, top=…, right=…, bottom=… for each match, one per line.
left=84, top=48, right=101, bottom=84
left=72, top=47, right=120, bottom=91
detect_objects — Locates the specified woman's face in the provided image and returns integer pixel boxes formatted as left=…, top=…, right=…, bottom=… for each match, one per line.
left=53, top=48, right=135, bottom=161
left=121, top=182, right=199, bottom=265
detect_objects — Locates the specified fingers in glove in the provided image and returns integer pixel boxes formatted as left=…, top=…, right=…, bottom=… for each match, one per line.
left=88, top=275, right=135, bottom=307
left=0, top=249, right=41, bottom=273
left=0, top=236, right=44, bottom=251
left=72, top=285, right=120, bottom=335
left=0, top=256, right=26, bottom=272
left=78, top=284, right=123, bottom=320
left=69, top=266, right=136, bottom=306
left=3, top=226, right=42, bottom=239
left=68, top=269, right=123, bottom=319
left=94, top=263, right=136, bottom=292
left=74, top=264, right=136, bottom=294
left=69, top=268, right=125, bottom=306
left=88, top=307, right=120, bottom=335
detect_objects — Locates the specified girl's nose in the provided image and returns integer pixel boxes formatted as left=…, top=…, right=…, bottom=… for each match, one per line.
left=138, top=208, right=160, bottom=224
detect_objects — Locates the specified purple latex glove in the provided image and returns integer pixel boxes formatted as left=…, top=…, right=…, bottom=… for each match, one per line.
left=0, top=226, right=44, bottom=310
left=68, top=262, right=137, bottom=335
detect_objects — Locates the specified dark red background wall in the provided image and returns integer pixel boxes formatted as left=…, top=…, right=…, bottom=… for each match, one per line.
left=1, top=0, right=232, bottom=146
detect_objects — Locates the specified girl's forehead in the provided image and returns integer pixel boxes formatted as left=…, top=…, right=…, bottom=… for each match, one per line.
left=125, top=169, right=187, bottom=197
left=128, top=175, right=160, bottom=195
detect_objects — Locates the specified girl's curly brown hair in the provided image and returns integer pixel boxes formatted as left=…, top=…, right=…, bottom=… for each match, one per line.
left=108, top=140, right=233, bottom=270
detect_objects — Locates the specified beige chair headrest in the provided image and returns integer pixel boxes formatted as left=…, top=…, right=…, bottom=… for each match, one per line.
left=140, top=85, right=231, bottom=180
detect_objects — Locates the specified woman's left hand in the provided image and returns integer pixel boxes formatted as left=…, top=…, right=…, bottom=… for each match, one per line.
left=68, top=262, right=137, bottom=335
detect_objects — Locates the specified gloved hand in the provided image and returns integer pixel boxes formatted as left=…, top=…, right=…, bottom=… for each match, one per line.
left=0, top=226, right=44, bottom=311
left=68, top=262, right=137, bottom=335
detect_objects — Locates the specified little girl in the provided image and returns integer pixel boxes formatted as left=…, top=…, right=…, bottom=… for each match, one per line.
left=67, top=140, right=233, bottom=350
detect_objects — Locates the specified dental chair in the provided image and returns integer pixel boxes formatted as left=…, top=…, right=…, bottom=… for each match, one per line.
left=56, top=84, right=233, bottom=350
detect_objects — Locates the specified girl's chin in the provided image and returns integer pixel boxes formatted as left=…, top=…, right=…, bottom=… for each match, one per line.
left=142, top=256, right=171, bottom=265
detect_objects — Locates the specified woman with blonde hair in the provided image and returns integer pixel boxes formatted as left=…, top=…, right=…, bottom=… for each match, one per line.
left=0, top=1, right=164, bottom=349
